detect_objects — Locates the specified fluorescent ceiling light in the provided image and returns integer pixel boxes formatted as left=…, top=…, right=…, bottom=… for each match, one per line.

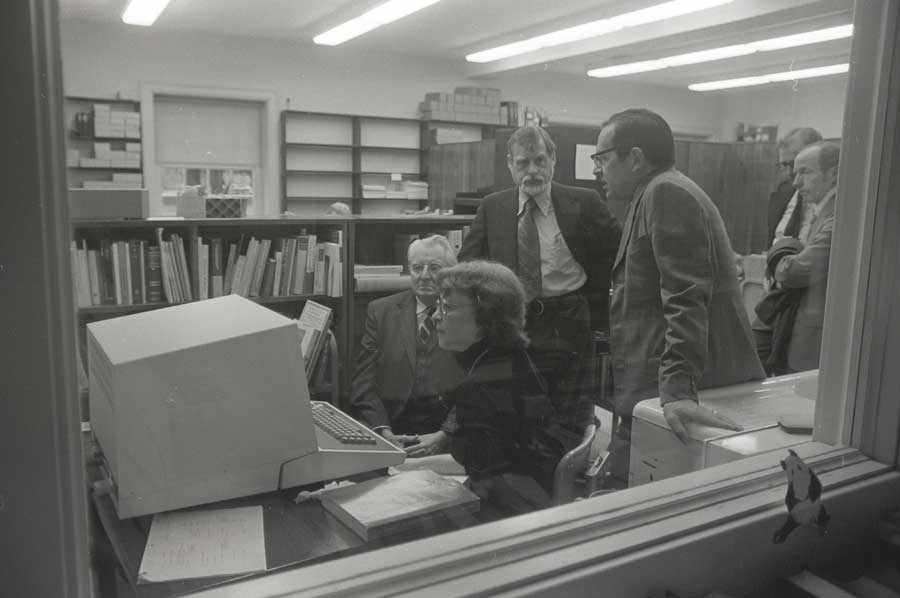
left=466, top=0, right=734, bottom=63
left=689, top=63, right=849, bottom=91
left=121, top=0, right=172, bottom=26
left=314, top=0, right=441, bottom=46
left=609, top=0, right=735, bottom=28
left=588, top=24, right=852, bottom=78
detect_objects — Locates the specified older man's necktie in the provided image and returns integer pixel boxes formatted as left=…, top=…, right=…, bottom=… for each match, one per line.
left=518, top=196, right=542, bottom=302
left=419, top=306, right=436, bottom=346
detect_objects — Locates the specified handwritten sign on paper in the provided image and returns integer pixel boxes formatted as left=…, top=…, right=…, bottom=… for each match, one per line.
left=138, top=506, right=266, bottom=584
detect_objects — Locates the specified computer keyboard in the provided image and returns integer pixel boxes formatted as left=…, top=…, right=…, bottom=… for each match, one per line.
left=311, top=402, right=377, bottom=445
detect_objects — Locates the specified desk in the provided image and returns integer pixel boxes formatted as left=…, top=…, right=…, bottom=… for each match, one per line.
left=90, top=465, right=480, bottom=597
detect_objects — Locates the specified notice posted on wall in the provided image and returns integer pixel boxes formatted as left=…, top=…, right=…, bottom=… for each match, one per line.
left=575, top=144, right=596, bottom=181
left=138, top=506, right=266, bottom=584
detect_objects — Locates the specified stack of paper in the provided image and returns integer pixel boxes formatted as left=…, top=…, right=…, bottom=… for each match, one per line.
left=138, top=506, right=267, bottom=584
left=362, top=184, right=386, bottom=199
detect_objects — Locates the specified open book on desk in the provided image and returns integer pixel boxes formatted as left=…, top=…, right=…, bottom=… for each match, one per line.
left=319, top=470, right=479, bottom=541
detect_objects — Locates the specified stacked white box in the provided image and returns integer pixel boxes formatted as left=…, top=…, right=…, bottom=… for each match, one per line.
left=420, top=88, right=503, bottom=124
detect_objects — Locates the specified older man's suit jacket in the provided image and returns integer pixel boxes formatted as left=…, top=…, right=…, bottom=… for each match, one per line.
left=610, top=168, right=765, bottom=416
left=457, top=182, right=621, bottom=332
left=773, top=189, right=836, bottom=372
left=349, top=290, right=462, bottom=432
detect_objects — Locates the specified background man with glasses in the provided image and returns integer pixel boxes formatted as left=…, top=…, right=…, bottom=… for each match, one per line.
left=459, top=125, right=621, bottom=447
left=350, top=235, right=462, bottom=457
left=595, top=108, right=765, bottom=485
left=768, top=127, right=823, bottom=247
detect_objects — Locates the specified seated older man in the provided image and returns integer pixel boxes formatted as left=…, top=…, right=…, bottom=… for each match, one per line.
left=350, top=235, right=463, bottom=458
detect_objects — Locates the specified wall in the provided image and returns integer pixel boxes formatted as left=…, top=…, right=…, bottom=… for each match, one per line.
left=716, top=75, right=849, bottom=141
left=492, top=71, right=724, bottom=139
left=60, top=19, right=724, bottom=134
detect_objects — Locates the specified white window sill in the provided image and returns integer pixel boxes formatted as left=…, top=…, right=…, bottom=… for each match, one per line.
left=186, top=442, right=897, bottom=597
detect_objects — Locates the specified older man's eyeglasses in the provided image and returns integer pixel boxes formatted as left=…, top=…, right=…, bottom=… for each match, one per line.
left=776, top=160, right=795, bottom=170
left=590, top=146, right=624, bottom=167
left=410, top=262, right=446, bottom=275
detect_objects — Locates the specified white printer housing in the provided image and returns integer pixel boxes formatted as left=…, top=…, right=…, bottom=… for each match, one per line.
left=629, top=371, right=818, bottom=486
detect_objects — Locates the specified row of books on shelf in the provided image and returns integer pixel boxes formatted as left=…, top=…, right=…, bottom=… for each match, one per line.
left=70, top=231, right=344, bottom=309
left=197, top=233, right=343, bottom=302
left=70, top=239, right=162, bottom=308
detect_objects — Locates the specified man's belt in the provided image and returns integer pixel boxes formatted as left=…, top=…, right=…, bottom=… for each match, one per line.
left=527, top=288, right=585, bottom=316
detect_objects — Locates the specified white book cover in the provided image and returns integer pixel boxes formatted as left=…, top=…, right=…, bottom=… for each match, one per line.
left=70, top=242, right=90, bottom=308
left=111, top=243, right=123, bottom=305
left=199, top=243, right=209, bottom=300
left=122, top=241, right=133, bottom=306
left=139, top=240, right=147, bottom=304
left=231, top=256, right=247, bottom=297
left=87, top=250, right=102, bottom=306
left=239, top=238, right=259, bottom=297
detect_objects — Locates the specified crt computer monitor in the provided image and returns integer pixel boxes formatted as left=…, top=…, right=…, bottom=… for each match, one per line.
left=88, top=294, right=403, bottom=518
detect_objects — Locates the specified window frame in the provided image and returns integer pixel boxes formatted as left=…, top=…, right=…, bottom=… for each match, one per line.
left=182, top=1, right=900, bottom=596
left=139, top=83, right=279, bottom=217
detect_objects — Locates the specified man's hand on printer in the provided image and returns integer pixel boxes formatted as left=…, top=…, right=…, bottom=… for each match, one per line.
left=397, top=430, right=449, bottom=458
left=663, top=400, right=743, bottom=444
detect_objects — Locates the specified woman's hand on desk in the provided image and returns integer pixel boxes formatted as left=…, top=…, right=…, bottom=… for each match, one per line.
left=403, top=431, right=449, bottom=458
left=662, top=400, right=743, bottom=444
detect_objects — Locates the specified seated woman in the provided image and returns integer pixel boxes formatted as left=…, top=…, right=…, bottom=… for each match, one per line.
left=433, top=260, right=568, bottom=518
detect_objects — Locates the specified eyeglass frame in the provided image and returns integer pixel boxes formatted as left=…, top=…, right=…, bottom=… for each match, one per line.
left=590, top=146, right=627, bottom=168
left=776, top=160, right=795, bottom=170
left=409, top=261, right=448, bottom=275
left=435, top=294, right=479, bottom=316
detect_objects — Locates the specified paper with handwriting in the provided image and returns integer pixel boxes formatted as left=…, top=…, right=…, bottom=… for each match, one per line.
left=138, top=506, right=266, bottom=583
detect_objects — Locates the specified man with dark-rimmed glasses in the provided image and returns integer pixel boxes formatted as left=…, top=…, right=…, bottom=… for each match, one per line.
left=595, top=109, right=765, bottom=486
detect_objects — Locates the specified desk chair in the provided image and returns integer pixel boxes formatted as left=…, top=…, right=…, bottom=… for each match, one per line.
left=741, top=279, right=766, bottom=322
left=551, top=415, right=613, bottom=505
left=309, top=329, right=339, bottom=405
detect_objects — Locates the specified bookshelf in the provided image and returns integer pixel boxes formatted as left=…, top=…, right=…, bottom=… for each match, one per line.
left=70, top=215, right=473, bottom=410
left=280, top=111, right=498, bottom=215
left=70, top=218, right=349, bottom=409
left=64, top=96, right=144, bottom=191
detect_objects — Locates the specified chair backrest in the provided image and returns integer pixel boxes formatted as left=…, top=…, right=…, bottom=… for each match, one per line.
left=551, top=417, right=600, bottom=506
left=741, top=279, right=766, bottom=322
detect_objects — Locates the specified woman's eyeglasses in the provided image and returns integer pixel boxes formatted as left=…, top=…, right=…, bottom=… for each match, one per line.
left=436, top=295, right=478, bottom=316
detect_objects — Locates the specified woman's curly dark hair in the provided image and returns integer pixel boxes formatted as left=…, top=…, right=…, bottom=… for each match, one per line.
left=435, top=260, right=528, bottom=349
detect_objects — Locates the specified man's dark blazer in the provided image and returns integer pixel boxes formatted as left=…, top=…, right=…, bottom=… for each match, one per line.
left=349, top=289, right=462, bottom=432
left=768, top=180, right=797, bottom=246
left=457, top=182, right=622, bottom=332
